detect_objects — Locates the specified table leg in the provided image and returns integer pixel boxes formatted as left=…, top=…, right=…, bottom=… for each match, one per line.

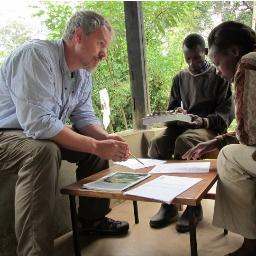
left=188, top=206, right=198, bottom=256
left=133, top=201, right=139, bottom=224
left=69, top=195, right=81, bottom=256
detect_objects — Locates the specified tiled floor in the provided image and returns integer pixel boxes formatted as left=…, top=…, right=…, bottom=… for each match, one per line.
left=54, top=199, right=242, bottom=256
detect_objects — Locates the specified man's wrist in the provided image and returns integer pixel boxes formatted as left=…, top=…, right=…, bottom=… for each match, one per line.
left=202, top=118, right=209, bottom=128
left=88, top=137, right=99, bottom=155
left=215, top=135, right=225, bottom=150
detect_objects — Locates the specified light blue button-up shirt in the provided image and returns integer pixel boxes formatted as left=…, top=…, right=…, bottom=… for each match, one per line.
left=0, top=39, right=102, bottom=139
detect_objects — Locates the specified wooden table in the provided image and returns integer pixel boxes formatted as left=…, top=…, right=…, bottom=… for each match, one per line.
left=61, top=160, right=217, bottom=256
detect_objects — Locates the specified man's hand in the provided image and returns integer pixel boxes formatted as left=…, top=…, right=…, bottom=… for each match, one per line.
left=51, top=127, right=129, bottom=161
left=95, top=139, right=129, bottom=162
left=182, top=139, right=219, bottom=160
left=177, top=114, right=207, bottom=129
left=106, top=134, right=126, bottom=142
left=175, top=107, right=187, bottom=114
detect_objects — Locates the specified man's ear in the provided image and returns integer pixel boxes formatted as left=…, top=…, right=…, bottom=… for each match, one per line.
left=73, top=27, right=83, bottom=43
left=205, top=48, right=208, bottom=55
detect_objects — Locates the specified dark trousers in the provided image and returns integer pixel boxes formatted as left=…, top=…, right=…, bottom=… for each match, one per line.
left=61, top=148, right=110, bottom=220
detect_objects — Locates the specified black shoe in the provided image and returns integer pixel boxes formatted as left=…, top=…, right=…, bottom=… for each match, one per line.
left=176, top=204, right=203, bottom=233
left=149, top=204, right=178, bottom=229
left=79, top=217, right=129, bottom=235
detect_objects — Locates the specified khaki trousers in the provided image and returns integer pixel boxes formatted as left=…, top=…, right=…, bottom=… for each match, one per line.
left=148, top=126, right=217, bottom=159
left=214, top=144, right=256, bottom=239
left=0, top=130, right=110, bottom=256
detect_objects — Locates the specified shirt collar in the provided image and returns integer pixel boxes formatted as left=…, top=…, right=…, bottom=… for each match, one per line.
left=199, top=60, right=210, bottom=73
left=187, top=61, right=211, bottom=77
left=57, top=39, right=71, bottom=76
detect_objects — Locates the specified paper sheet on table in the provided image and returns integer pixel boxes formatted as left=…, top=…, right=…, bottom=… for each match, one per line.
left=114, top=158, right=166, bottom=169
left=149, top=161, right=210, bottom=174
left=124, top=175, right=202, bottom=204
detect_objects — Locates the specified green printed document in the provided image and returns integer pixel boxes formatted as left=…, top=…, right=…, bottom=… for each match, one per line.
left=82, top=172, right=150, bottom=192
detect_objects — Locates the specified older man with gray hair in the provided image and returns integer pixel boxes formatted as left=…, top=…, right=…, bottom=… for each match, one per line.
left=0, top=10, right=130, bottom=256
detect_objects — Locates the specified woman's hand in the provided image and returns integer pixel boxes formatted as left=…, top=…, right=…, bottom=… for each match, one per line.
left=182, top=139, right=219, bottom=160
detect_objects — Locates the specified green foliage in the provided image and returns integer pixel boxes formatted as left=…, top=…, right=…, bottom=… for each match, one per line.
left=31, top=1, right=74, bottom=40
left=196, top=1, right=253, bottom=35
left=228, top=119, right=237, bottom=132
left=215, top=1, right=252, bottom=26
left=0, top=21, right=31, bottom=64
left=143, top=1, right=204, bottom=112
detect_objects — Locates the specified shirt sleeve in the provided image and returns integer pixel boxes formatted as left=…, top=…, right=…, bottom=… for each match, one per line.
left=234, top=54, right=256, bottom=145
left=206, top=79, right=235, bottom=133
left=167, top=74, right=181, bottom=111
left=8, top=47, right=64, bottom=139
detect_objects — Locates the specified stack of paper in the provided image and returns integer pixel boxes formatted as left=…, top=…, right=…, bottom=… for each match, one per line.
left=149, top=161, right=210, bottom=174
left=124, top=175, right=202, bottom=204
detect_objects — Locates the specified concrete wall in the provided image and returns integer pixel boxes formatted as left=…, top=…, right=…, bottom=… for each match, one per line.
left=116, top=127, right=166, bottom=158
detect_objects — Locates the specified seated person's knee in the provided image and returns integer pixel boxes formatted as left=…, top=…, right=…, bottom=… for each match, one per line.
left=33, top=141, right=61, bottom=164
left=174, top=134, right=193, bottom=159
left=148, top=138, right=160, bottom=158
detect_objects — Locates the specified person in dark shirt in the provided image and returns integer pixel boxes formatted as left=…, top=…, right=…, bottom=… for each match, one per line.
left=148, top=33, right=234, bottom=233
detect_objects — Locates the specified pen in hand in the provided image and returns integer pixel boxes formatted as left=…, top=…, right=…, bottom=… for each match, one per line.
left=129, top=152, right=145, bottom=166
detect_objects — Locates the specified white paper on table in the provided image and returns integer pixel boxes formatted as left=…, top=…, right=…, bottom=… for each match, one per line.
left=113, top=158, right=166, bottom=169
left=124, top=175, right=202, bottom=204
left=149, top=161, right=210, bottom=174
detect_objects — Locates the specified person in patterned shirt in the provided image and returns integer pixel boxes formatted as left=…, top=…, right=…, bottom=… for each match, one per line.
left=183, top=21, right=256, bottom=256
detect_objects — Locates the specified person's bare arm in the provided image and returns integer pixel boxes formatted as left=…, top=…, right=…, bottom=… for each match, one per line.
left=51, top=126, right=129, bottom=161
left=182, top=139, right=219, bottom=160
left=78, top=124, right=109, bottom=140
